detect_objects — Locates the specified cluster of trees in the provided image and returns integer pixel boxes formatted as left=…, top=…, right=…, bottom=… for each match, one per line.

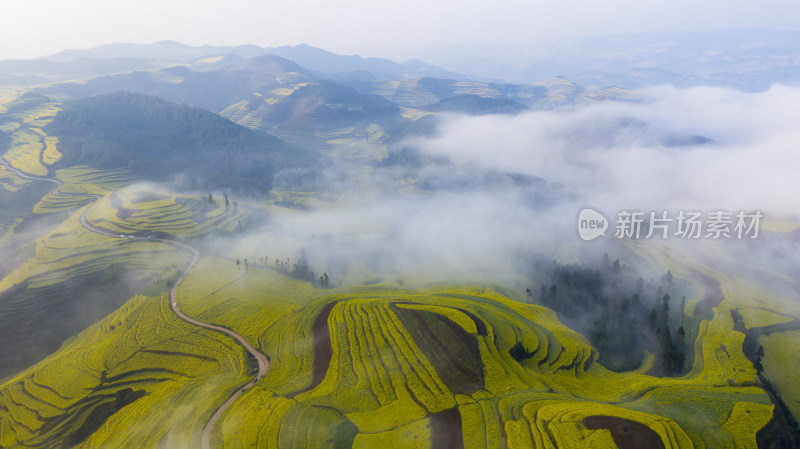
left=523, top=253, right=692, bottom=375
left=428, top=94, right=529, bottom=115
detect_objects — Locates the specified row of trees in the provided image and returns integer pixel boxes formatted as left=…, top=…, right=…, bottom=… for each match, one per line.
left=235, top=249, right=335, bottom=289
left=208, top=192, right=229, bottom=207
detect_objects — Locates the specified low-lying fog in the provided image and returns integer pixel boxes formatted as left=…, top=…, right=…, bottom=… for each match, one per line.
left=222, top=84, right=800, bottom=287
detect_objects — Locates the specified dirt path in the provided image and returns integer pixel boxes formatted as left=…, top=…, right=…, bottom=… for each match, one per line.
left=0, top=158, right=269, bottom=449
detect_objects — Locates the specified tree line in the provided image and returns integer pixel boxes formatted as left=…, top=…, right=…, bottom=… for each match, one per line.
left=235, top=248, right=336, bottom=289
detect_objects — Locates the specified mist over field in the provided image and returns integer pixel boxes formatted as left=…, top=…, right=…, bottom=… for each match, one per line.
left=411, top=84, right=800, bottom=214
left=224, top=84, right=800, bottom=288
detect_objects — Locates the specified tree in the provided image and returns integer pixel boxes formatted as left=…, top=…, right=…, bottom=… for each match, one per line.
left=675, top=326, right=686, bottom=373
left=659, top=325, right=674, bottom=374
left=294, top=249, right=310, bottom=281
left=590, top=320, right=609, bottom=348
left=660, top=294, right=671, bottom=328
left=647, top=308, right=658, bottom=330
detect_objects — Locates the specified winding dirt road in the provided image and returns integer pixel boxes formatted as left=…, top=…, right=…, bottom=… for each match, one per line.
left=0, top=157, right=269, bottom=449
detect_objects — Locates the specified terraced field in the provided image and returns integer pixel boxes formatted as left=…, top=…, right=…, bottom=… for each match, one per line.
left=1, top=133, right=270, bottom=448
left=195, top=283, right=772, bottom=449
left=0, top=294, right=250, bottom=448
left=0, top=99, right=61, bottom=176
left=1, top=203, right=787, bottom=449
left=319, top=124, right=389, bottom=161
left=1, top=82, right=795, bottom=448
left=0, top=104, right=259, bottom=379
left=0, top=162, right=192, bottom=377
left=83, top=186, right=246, bottom=240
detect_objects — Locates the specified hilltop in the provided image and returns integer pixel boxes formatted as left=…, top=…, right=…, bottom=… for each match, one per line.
left=44, top=91, right=323, bottom=193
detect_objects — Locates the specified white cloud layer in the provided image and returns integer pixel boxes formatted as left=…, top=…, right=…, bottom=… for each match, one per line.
left=412, top=85, right=800, bottom=216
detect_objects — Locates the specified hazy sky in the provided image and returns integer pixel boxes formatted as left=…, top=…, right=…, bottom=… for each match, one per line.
left=2, top=0, right=800, bottom=61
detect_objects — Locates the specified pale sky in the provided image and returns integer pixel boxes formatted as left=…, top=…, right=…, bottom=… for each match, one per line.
left=2, top=0, right=799, bottom=61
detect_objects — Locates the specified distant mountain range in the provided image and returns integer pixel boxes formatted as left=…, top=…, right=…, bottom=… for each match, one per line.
left=4, top=29, right=799, bottom=92
left=0, top=31, right=774, bottom=192
left=422, top=29, right=800, bottom=91
left=0, top=41, right=463, bottom=85
left=25, top=49, right=630, bottom=158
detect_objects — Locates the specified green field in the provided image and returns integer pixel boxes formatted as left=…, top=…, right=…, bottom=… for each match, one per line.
left=3, top=71, right=800, bottom=449
left=187, top=281, right=776, bottom=448
left=0, top=178, right=794, bottom=447
left=0, top=294, right=250, bottom=448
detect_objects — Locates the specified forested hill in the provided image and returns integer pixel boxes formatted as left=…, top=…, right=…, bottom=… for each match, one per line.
left=427, top=94, right=529, bottom=115
left=45, top=92, right=325, bottom=192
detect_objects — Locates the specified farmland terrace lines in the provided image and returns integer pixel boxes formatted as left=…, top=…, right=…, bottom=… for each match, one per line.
left=2, top=148, right=789, bottom=447
left=0, top=156, right=269, bottom=449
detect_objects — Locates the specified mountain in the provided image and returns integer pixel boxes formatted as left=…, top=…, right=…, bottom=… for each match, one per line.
left=44, top=92, right=324, bottom=192
left=0, top=58, right=162, bottom=86
left=33, top=55, right=407, bottom=157
left=35, top=54, right=315, bottom=111
left=46, top=40, right=267, bottom=62
left=30, top=53, right=635, bottom=165
left=12, top=30, right=800, bottom=93
left=263, top=44, right=465, bottom=80
left=43, top=41, right=463, bottom=82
